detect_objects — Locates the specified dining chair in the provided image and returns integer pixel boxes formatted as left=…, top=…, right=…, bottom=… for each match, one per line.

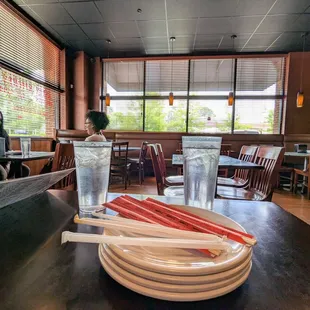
left=155, top=143, right=183, bottom=186
left=128, top=141, right=149, bottom=185
left=293, top=163, right=310, bottom=199
left=217, top=145, right=258, bottom=188
left=51, top=143, right=76, bottom=190
left=149, top=144, right=184, bottom=197
left=110, top=142, right=131, bottom=190
left=217, top=146, right=285, bottom=201
left=277, top=165, right=294, bottom=191
left=218, top=144, right=232, bottom=178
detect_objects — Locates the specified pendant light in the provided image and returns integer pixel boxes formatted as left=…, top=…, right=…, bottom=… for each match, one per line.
left=105, top=39, right=111, bottom=107
left=228, top=35, right=237, bottom=106
left=297, top=33, right=308, bottom=108
left=169, top=36, right=176, bottom=106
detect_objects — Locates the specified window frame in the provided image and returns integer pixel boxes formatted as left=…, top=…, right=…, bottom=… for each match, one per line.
left=102, top=57, right=286, bottom=134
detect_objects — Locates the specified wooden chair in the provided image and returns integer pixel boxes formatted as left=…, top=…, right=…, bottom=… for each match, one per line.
left=176, top=142, right=183, bottom=175
left=277, top=165, right=294, bottom=191
left=51, top=143, right=76, bottom=190
left=217, top=146, right=285, bottom=201
left=110, top=142, right=131, bottom=190
left=149, top=144, right=183, bottom=197
left=293, top=163, right=310, bottom=199
left=128, top=141, right=149, bottom=185
left=218, top=144, right=232, bottom=178
left=156, top=143, right=183, bottom=186
left=217, top=145, right=258, bottom=188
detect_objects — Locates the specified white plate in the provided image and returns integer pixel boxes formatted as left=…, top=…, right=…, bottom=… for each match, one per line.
left=103, top=244, right=252, bottom=285
left=99, top=245, right=252, bottom=302
left=104, top=204, right=252, bottom=276
left=99, top=244, right=251, bottom=294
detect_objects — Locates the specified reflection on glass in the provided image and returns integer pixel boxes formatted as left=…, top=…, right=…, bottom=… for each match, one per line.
left=183, top=136, right=221, bottom=210
left=74, top=141, right=112, bottom=216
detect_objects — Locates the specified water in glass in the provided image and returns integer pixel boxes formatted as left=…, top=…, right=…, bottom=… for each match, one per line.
left=182, top=136, right=222, bottom=210
left=20, top=138, right=31, bottom=157
left=73, top=141, right=112, bottom=215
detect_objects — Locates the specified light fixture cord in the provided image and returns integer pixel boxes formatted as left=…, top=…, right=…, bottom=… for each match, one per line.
left=171, top=39, right=174, bottom=93
left=300, top=34, right=307, bottom=91
left=231, top=36, right=235, bottom=92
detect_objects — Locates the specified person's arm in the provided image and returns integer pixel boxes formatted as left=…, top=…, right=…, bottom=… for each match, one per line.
left=3, top=130, right=11, bottom=151
left=85, top=135, right=106, bottom=142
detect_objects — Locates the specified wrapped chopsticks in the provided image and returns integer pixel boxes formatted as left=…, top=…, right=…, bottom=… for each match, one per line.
left=102, top=195, right=257, bottom=247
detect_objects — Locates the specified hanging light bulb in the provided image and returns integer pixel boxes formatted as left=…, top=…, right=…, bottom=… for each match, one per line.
left=228, top=35, right=237, bottom=106
left=169, top=36, right=176, bottom=106
left=105, top=39, right=112, bottom=107
left=297, top=33, right=308, bottom=108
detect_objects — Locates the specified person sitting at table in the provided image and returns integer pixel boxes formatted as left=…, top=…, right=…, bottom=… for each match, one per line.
left=0, top=111, right=30, bottom=181
left=85, top=110, right=109, bottom=142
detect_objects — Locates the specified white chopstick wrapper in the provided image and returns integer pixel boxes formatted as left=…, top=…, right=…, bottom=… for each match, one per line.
left=74, top=215, right=223, bottom=242
left=61, top=232, right=232, bottom=252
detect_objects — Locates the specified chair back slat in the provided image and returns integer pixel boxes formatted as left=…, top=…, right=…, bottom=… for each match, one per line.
left=51, top=143, right=76, bottom=190
left=139, top=141, right=149, bottom=165
left=149, top=144, right=164, bottom=195
left=234, top=145, right=258, bottom=180
left=155, top=143, right=167, bottom=177
left=111, top=142, right=129, bottom=166
left=249, top=146, right=285, bottom=197
left=220, top=144, right=232, bottom=156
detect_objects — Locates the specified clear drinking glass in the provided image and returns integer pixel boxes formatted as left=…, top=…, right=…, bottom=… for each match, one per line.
left=182, top=136, right=222, bottom=210
left=20, top=137, right=31, bottom=157
left=73, top=141, right=112, bottom=216
left=0, top=137, right=5, bottom=156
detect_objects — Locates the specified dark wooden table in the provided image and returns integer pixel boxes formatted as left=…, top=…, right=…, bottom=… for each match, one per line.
left=0, top=151, right=55, bottom=177
left=172, top=154, right=264, bottom=170
left=1, top=190, right=309, bottom=310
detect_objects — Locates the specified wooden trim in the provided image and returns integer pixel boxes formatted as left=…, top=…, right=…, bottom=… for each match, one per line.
left=102, top=53, right=288, bottom=62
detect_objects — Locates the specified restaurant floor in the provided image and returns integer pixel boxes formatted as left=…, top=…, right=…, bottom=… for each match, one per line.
left=109, top=177, right=310, bottom=225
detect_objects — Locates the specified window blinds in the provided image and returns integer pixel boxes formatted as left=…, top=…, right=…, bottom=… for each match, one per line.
left=0, top=2, right=60, bottom=89
left=236, top=57, right=286, bottom=96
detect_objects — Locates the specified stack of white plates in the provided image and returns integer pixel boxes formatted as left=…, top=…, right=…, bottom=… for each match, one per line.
left=98, top=205, right=252, bottom=302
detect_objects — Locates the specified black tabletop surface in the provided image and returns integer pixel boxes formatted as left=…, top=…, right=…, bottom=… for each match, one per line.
left=172, top=154, right=264, bottom=169
left=0, top=190, right=309, bottom=310
left=0, top=151, right=55, bottom=162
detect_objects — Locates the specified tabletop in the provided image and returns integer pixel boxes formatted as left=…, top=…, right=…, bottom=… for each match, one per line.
left=0, top=151, right=55, bottom=162
left=0, top=190, right=309, bottom=310
left=284, top=151, right=310, bottom=157
left=172, top=154, right=264, bottom=170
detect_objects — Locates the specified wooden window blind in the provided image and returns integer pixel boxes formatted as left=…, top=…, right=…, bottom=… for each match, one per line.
left=0, top=2, right=60, bottom=89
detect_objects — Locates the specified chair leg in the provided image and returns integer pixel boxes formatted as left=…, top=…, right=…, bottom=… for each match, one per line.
left=307, top=176, right=310, bottom=200
left=293, top=173, right=298, bottom=193
left=289, top=171, right=294, bottom=192
left=139, top=168, right=142, bottom=185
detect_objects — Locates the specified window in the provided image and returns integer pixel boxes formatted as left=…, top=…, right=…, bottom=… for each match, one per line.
left=0, top=2, right=61, bottom=136
left=188, top=100, right=232, bottom=133
left=0, top=68, right=58, bottom=136
left=103, top=57, right=286, bottom=134
left=106, top=100, right=143, bottom=130
left=145, top=99, right=187, bottom=132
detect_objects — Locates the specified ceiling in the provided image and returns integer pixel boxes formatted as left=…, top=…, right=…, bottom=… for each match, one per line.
left=13, top=0, right=310, bottom=57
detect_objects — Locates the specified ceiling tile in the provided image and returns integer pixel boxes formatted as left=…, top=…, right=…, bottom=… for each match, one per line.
left=256, top=14, right=299, bottom=33
left=137, top=21, right=166, bottom=37
left=194, top=35, right=223, bottom=48
left=174, top=48, right=192, bottom=54
left=198, top=0, right=237, bottom=17
left=220, top=34, right=251, bottom=48
left=168, top=19, right=197, bottom=36
left=59, top=0, right=89, bottom=2
left=231, top=16, right=262, bottom=34
left=62, top=2, right=103, bottom=23
left=52, top=24, right=88, bottom=40
left=166, top=0, right=201, bottom=19
left=95, top=0, right=165, bottom=22
left=269, top=32, right=304, bottom=49
left=235, top=0, right=276, bottom=16
left=67, top=40, right=99, bottom=56
left=144, top=37, right=168, bottom=49
left=197, top=18, right=232, bottom=35
left=173, top=36, right=194, bottom=49
left=13, top=0, right=26, bottom=4
left=147, top=49, right=169, bottom=55
left=241, top=46, right=269, bottom=52
left=30, top=3, right=75, bottom=25
left=108, top=22, right=139, bottom=38
left=80, top=23, right=111, bottom=40
left=20, top=0, right=57, bottom=4
left=270, top=0, right=310, bottom=14
left=290, top=14, right=310, bottom=31
left=245, top=33, right=282, bottom=48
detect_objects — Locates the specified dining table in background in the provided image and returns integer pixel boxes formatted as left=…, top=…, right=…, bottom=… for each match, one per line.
left=0, top=151, right=55, bottom=178
left=112, top=146, right=141, bottom=152
left=172, top=154, right=264, bottom=170
left=1, top=190, right=309, bottom=309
